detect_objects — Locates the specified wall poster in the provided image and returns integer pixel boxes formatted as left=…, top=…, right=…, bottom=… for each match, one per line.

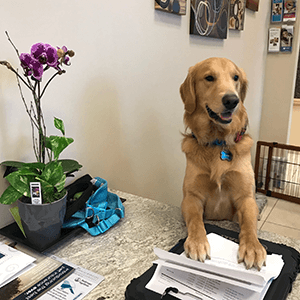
left=190, top=0, right=229, bottom=39
left=155, top=0, right=187, bottom=15
left=229, top=0, right=246, bottom=30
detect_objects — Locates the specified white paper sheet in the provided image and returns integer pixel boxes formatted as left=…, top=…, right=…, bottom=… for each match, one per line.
left=0, top=242, right=36, bottom=287
left=146, top=233, right=284, bottom=299
left=147, top=264, right=272, bottom=300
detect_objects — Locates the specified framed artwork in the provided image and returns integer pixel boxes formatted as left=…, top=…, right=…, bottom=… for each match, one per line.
left=190, top=0, right=229, bottom=39
left=155, top=0, right=187, bottom=15
left=229, top=0, right=246, bottom=30
left=246, top=0, right=259, bottom=11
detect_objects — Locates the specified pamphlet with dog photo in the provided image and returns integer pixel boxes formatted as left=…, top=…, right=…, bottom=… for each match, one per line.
left=268, top=27, right=281, bottom=52
left=271, top=0, right=283, bottom=22
left=280, top=25, right=294, bottom=52
left=283, top=0, right=297, bottom=22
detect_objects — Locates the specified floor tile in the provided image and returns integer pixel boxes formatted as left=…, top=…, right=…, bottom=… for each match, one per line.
left=266, top=198, right=300, bottom=229
left=260, top=222, right=300, bottom=239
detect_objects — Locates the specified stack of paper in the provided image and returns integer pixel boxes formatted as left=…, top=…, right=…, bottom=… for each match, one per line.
left=146, top=233, right=284, bottom=300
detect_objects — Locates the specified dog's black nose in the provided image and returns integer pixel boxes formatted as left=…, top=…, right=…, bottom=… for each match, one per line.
left=222, top=94, right=239, bottom=110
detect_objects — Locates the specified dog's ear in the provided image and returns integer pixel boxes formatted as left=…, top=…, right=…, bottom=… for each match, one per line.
left=180, top=68, right=196, bottom=114
left=239, top=68, right=248, bottom=103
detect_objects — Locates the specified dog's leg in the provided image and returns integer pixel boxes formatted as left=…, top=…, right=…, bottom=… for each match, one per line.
left=237, top=197, right=267, bottom=270
left=181, top=194, right=210, bottom=262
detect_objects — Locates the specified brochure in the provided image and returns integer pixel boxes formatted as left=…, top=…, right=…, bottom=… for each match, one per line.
left=0, top=255, right=74, bottom=300
left=39, top=255, right=104, bottom=300
left=271, top=0, right=284, bottom=22
left=0, top=242, right=104, bottom=300
left=268, top=27, right=281, bottom=52
left=0, top=242, right=36, bottom=288
left=280, top=25, right=294, bottom=52
left=283, top=0, right=297, bottom=22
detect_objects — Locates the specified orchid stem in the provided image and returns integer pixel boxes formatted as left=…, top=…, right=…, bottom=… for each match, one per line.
left=5, top=31, right=20, bottom=58
left=40, top=70, right=65, bottom=99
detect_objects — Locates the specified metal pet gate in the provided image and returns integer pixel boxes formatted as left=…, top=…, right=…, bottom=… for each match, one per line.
left=254, top=141, right=300, bottom=204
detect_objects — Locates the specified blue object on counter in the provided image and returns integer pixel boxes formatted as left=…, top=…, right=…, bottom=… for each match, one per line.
left=63, top=177, right=125, bottom=236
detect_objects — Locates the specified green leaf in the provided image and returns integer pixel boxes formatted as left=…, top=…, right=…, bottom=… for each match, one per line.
left=45, top=136, right=74, bottom=160
left=0, top=161, right=25, bottom=168
left=40, top=161, right=66, bottom=193
left=0, top=185, right=22, bottom=205
left=21, top=162, right=45, bottom=171
left=5, top=170, right=35, bottom=197
left=0, top=161, right=45, bottom=172
left=58, top=159, right=82, bottom=174
left=37, top=179, right=54, bottom=197
left=54, top=117, right=65, bottom=136
left=9, top=207, right=26, bottom=237
left=41, top=161, right=60, bottom=181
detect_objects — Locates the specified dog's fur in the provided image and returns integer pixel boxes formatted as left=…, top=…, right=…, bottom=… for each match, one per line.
left=180, top=57, right=266, bottom=270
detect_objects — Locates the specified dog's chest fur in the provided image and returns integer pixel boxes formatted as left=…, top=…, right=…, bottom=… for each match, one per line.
left=182, top=135, right=253, bottom=221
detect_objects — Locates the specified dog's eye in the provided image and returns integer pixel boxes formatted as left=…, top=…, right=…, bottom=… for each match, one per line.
left=233, top=75, right=239, bottom=81
left=205, top=75, right=214, bottom=82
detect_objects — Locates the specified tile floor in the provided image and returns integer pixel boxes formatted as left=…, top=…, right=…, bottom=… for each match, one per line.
left=258, top=195, right=300, bottom=239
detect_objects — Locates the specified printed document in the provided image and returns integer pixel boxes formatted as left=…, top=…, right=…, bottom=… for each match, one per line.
left=0, top=242, right=36, bottom=287
left=146, top=233, right=284, bottom=300
left=39, top=255, right=104, bottom=300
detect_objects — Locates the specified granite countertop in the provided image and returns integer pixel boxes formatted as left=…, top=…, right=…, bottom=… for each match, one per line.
left=1, top=191, right=300, bottom=300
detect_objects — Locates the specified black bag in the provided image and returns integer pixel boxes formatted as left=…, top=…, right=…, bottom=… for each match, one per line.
left=125, top=224, right=300, bottom=300
left=64, top=174, right=95, bottom=221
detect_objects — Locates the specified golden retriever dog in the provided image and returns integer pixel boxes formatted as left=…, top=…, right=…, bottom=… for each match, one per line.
left=180, top=57, right=266, bottom=270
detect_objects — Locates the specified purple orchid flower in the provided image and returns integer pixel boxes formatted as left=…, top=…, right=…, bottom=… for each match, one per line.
left=56, top=46, right=73, bottom=69
left=20, top=53, right=44, bottom=81
left=31, top=43, right=58, bottom=68
left=19, top=43, right=59, bottom=81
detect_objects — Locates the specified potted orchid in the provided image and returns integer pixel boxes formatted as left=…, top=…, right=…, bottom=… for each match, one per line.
left=0, top=32, right=82, bottom=249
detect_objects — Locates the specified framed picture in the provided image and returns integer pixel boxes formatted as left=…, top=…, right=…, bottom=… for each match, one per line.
left=190, top=0, right=229, bottom=39
left=155, top=0, right=187, bottom=15
left=246, top=0, right=259, bottom=11
left=229, top=0, right=246, bottom=30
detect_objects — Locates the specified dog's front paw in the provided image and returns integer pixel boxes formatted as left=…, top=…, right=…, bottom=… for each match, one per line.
left=238, top=238, right=267, bottom=270
left=184, top=235, right=211, bottom=262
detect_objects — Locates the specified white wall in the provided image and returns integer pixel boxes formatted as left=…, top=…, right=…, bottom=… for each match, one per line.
left=0, top=1, right=270, bottom=228
left=290, top=100, right=300, bottom=146
left=260, top=10, right=300, bottom=144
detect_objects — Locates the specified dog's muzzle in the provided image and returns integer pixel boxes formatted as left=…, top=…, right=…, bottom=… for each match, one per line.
left=206, top=94, right=239, bottom=125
